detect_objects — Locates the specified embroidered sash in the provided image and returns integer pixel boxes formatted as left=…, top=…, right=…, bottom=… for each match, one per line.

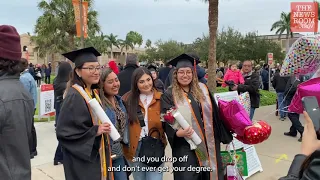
left=72, top=84, right=113, bottom=180
left=173, top=83, right=218, bottom=180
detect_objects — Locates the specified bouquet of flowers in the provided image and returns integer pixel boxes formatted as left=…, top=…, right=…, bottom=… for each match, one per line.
left=162, top=107, right=202, bottom=150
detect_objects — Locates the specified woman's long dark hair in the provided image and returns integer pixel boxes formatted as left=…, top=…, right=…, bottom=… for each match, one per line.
left=54, top=62, right=72, bottom=84
left=126, top=67, right=155, bottom=123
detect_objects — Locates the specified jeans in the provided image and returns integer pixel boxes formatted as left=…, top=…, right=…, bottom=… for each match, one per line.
left=45, top=75, right=50, bottom=84
left=277, top=92, right=287, bottom=118
left=128, top=141, right=164, bottom=180
left=29, top=109, right=37, bottom=155
left=288, top=113, right=304, bottom=135
left=112, top=156, right=128, bottom=180
left=250, top=107, right=256, bottom=120
left=263, top=82, right=269, bottom=91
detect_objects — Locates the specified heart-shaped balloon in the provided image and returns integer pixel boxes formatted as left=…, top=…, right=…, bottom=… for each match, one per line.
left=236, top=120, right=272, bottom=145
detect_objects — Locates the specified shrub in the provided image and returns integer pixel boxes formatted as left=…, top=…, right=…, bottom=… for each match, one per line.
left=214, top=87, right=276, bottom=106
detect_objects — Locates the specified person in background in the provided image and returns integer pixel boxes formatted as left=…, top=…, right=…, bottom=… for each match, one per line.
left=55, top=61, right=61, bottom=76
left=19, top=58, right=38, bottom=159
left=232, top=60, right=260, bottom=120
left=261, top=64, right=269, bottom=91
left=34, top=65, right=42, bottom=87
left=0, top=25, right=34, bottom=180
left=147, top=64, right=164, bottom=92
left=279, top=111, right=320, bottom=180
left=118, top=63, right=123, bottom=71
left=158, top=63, right=172, bottom=87
left=272, top=69, right=290, bottom=121
left=283, top=75, right=304, bottom=142
left=254, top=65, right=263, bottom=89
left=41, top=64, right=46, bottom=82
left=53, top=61, right=72, bottom=165
left=56, top=47, right=113, bottom=180
left=28, top=63, right=35, bottom=78
left=187, top=52, right=207, bottom=84
left=100, top=67, right=129, bottom=180
left=45, top=62, right=52, bottom=84
left=118, top=54, right=139, bottom=96
left=222, top=62, right=245, bottom=88
left=122, top=67, right=167, bottom=180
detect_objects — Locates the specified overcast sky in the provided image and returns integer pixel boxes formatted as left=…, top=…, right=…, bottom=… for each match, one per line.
left=0, top=0, right=315, bottom=44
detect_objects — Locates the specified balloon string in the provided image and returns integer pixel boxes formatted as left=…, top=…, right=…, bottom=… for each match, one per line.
left=253, top=78, right=298, bottom=121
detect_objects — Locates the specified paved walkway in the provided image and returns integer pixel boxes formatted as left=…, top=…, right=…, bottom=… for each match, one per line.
left=31, top=105, right=303, bottom=180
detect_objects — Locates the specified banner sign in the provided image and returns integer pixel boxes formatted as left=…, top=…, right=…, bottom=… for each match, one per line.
left=40, top=84, right=55, bottom=116
left=72, top=0, right=88, bottom=38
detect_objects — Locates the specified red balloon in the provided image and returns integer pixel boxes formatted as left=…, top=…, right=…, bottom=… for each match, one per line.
left=236, top=120, right=272, bottom=145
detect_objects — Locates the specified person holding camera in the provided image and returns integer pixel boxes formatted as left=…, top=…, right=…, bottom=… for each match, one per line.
left=279, top=111, right=320, bottom=179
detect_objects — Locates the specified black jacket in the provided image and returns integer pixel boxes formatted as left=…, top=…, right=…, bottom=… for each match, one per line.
left=272, top=72, right=290, bottom=92
left=279, top=150, right=320, bottom=180
left=284, top=76, right=301, bottom=102
left=0, top=74, right=34, bottom=180
left=118, top=64, right=138, bottom=96
left=237, top=71, right=260, bottom=108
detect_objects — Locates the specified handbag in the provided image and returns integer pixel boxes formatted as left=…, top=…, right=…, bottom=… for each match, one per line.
left=221, top=143, right=248, bottom=177
left=137, top=107, right=165, bottom=167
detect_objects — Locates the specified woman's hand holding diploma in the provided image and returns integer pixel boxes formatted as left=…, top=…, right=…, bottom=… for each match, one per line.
left=96, top=122, right=111, bottom=136
left=176, top=127, right=194, bottom=138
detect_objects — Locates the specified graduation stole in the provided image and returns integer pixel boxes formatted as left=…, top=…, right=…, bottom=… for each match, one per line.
left=173, top=83, right=218, bottom=180
left=72, top=84, right=113, bottom=180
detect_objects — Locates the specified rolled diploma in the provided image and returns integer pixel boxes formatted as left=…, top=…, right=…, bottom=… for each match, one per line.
left=173, top=111, right=202, bottom=145
left=88, top=98, right=121, bottom=141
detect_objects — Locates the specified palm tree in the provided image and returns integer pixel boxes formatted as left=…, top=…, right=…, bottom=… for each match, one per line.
left=85, top=33, right=109, bottom=55
left=119, top=37, right=134, bottom=59
left=106, top=33, right=121, bottom=59
left=270, top=12, right=293, bottom=53
left=205, top=0, right=219, bottom=92
left=145, top=39, right=152, bottom=48
left=126, top=31, right=143, bottom=47
left=36, top=0, right=100, bottom=51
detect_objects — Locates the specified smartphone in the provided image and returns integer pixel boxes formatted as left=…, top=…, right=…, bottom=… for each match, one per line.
left=302, top=96, right=320, bottom=131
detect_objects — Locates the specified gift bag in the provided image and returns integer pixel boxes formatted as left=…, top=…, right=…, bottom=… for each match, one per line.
left=221, top=143, right=248, bottom=176
left=224, top=164, right=244, bottom=180
left=238, top=92, right=250, bottom=116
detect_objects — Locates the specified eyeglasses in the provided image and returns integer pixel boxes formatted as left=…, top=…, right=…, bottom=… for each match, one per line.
left=82, top=66, right=101, bottom=73
left=177, top=71, right=192, bottom=76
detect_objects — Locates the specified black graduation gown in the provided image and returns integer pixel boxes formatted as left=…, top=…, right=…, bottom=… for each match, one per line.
left=160, top=88, right=233, bottom=180
left=56, top=87, right=112, bottom=180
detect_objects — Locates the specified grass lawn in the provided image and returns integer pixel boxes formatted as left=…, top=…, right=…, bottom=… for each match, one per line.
left=216, top=87, right=276, bottom=106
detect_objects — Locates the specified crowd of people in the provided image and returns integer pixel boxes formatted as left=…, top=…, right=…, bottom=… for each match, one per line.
left=1, top=24, right=320, bottom=180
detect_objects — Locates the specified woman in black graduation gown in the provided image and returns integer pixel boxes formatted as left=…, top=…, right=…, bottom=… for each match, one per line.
left=56, top=47, right=114, bottom=180
left=161, top=53, right=233, bottom=180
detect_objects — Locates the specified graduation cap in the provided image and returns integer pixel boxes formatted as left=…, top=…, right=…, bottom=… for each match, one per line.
left=62, top=47, right=101, bottom=67
left=168, top=53, right=200, bottom=69
left=147, top=64, right=157, bottom=72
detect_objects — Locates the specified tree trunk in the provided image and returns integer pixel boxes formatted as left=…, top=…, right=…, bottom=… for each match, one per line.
left=207, top=0, right=219, bottom=93
left=286, top=33, right=290, bottom=53
left=111, top=48, right=114, bottom=59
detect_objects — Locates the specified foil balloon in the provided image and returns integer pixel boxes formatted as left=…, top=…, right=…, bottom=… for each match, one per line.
left=218, top=99, right=252, bottom=136
left=280, top=35, right=320, bottom=76
left=288, top=77, right=320, bottom=114
left=236, top=121, right=272, bottom=145
left=238, top=92, right=250, bottom=116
